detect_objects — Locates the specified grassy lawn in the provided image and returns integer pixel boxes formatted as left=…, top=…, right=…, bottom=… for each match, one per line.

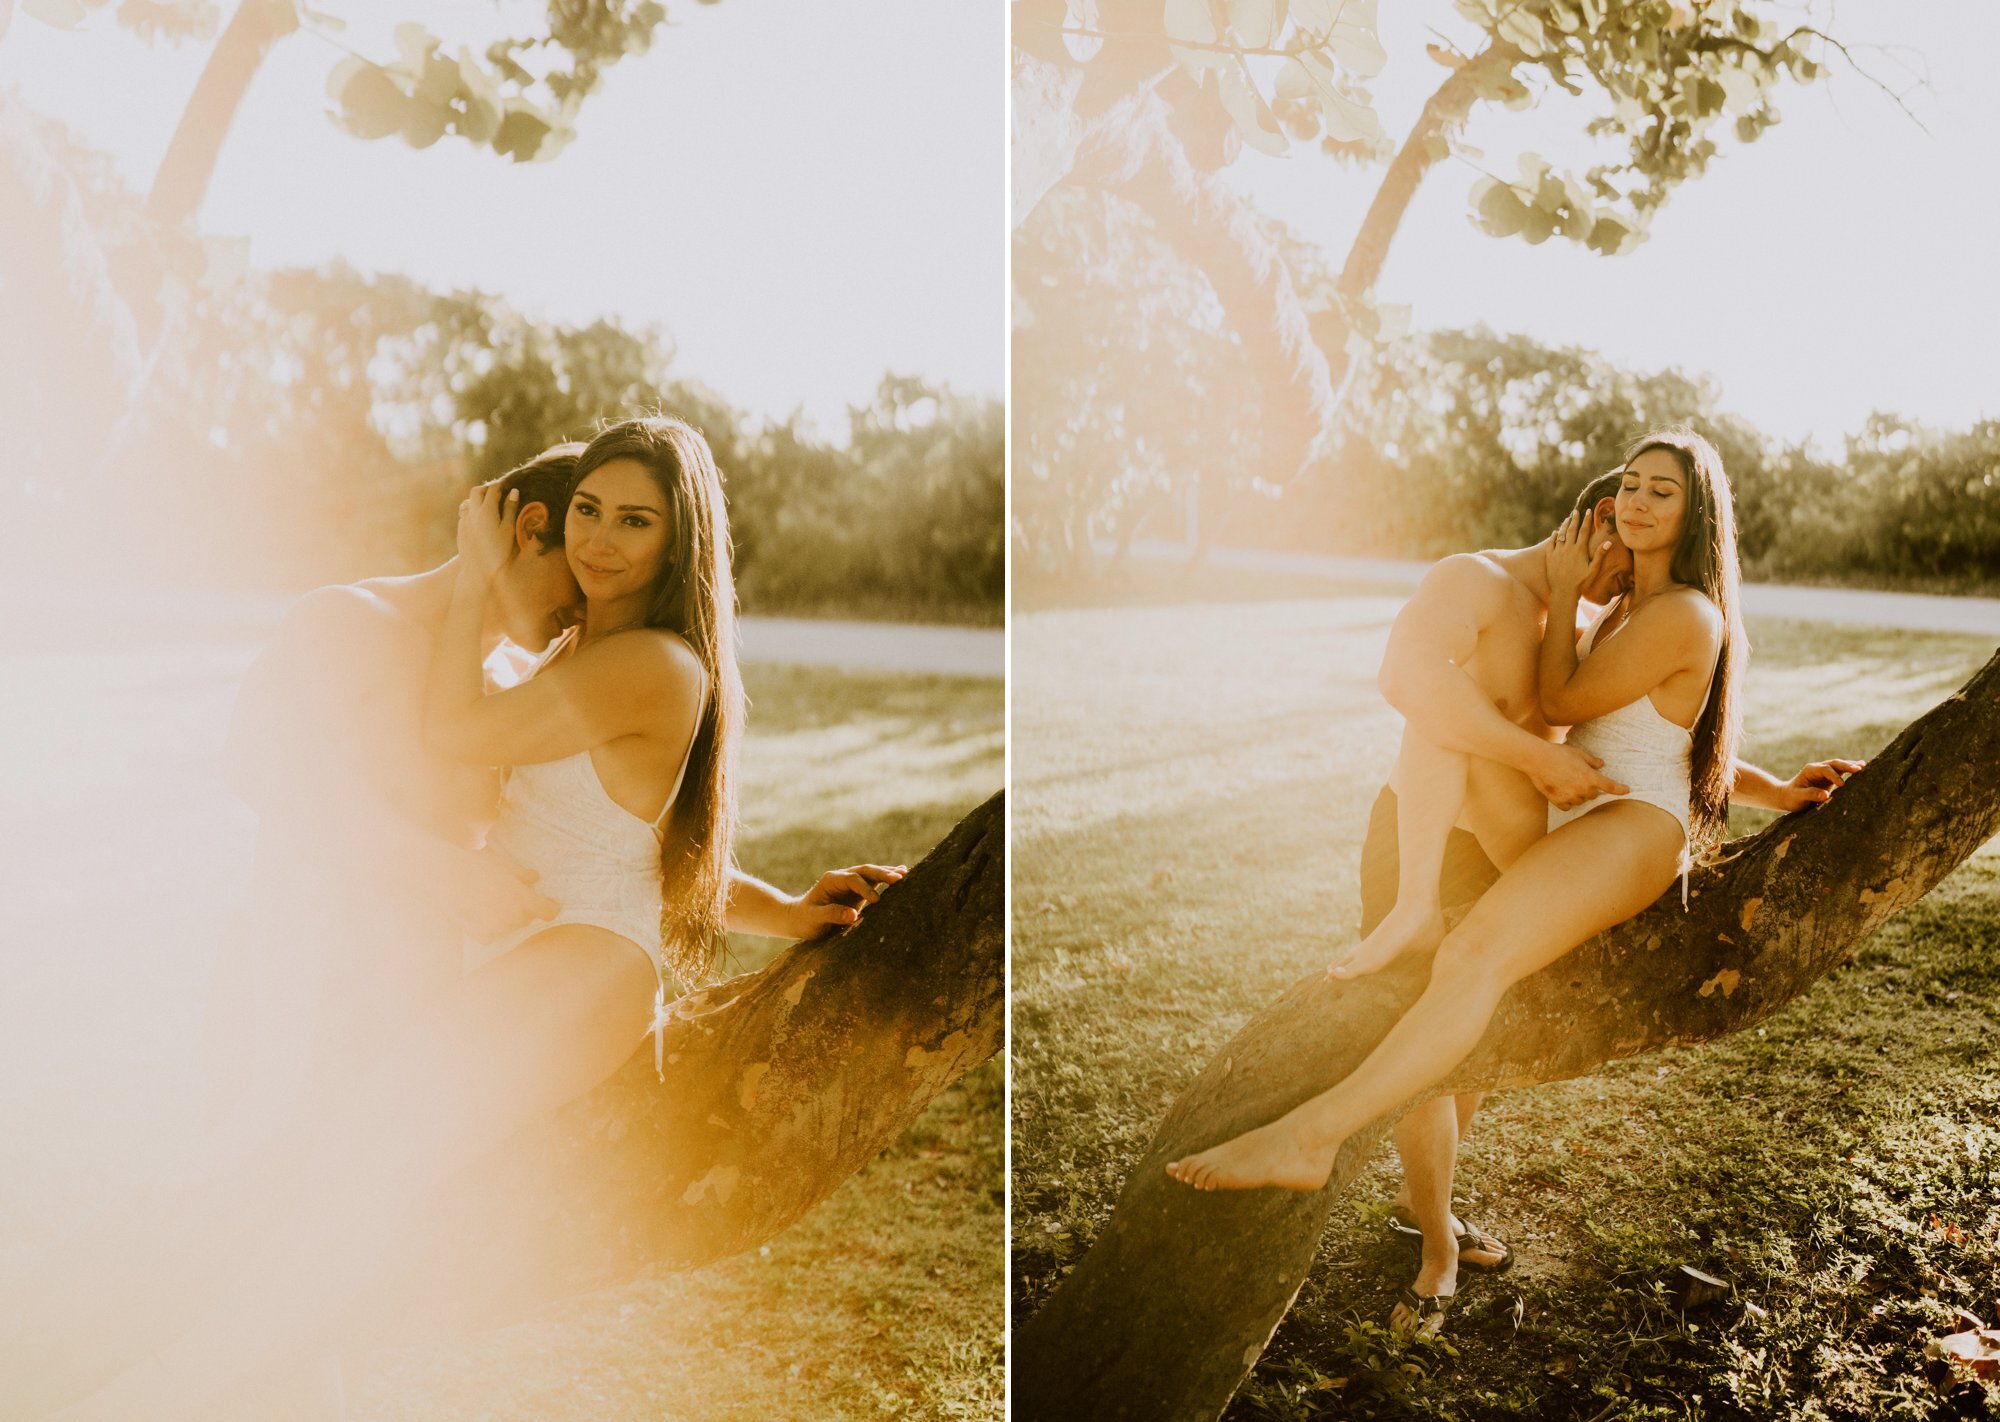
left=1012, top=593, right=2000, bottom=1421
left=360, top=663, right=1004, bottom=1421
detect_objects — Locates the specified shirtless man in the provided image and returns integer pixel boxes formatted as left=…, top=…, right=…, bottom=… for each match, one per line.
left=1355, top=469, right=1859, bottom=1333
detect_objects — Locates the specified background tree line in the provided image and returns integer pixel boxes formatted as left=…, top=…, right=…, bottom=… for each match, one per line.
left=5, top=96, right=1001, bottom=623
left=1015, top=192, right=1999, bottom=593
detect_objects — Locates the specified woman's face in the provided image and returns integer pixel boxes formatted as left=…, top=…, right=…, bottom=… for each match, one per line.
left=566, top=458, right=672, bottom=604
left=1615, top=448, right=1691, bottom=558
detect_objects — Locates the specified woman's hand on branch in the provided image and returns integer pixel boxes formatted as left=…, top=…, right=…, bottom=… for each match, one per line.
left=1771, top=757, right=1866, bottom=813
left=792, top=863, right=909, bottom=940
left=456, top=484, right=518, bottom=586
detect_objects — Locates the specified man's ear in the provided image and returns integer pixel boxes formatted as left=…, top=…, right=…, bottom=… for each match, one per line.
left=1592, top=495, right=1618, bottom=533
left=514, top=500, right=552, bottom=552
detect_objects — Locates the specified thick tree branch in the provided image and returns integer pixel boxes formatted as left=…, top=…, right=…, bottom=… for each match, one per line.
left=145, top=0, right=299, bottom=229
left=1337, top=38, right=1522, bottom=300
left=1017, top=653, right=2000, bottom=1422
left=363, top=790, right=1006, bottom=1344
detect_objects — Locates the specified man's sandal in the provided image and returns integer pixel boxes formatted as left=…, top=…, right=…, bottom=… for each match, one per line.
left=1390, top=1287, right=1450, bottom=1342
left=1386, top=1207, right=1514, bottom=1274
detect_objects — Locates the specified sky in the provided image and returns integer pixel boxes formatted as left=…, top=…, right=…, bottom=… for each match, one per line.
left=1219, top=0, right=2000, bottom=450
left=0, top=0, right=1004, bottom=438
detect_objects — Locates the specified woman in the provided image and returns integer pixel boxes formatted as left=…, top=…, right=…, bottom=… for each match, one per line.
left=1165, top=430, right=1747, bottom=1313
left=40, top=417, right=904, bottom=1420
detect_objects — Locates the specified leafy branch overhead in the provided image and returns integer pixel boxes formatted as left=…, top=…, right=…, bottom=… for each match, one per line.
left=1030, top=0, right=1856, bottom=259
left=17, top=0, right=725, bottom=165
left=328, top=0, right=725, bottom=164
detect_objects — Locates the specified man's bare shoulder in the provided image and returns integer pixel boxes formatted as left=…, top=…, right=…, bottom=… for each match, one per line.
left=1412, top=552, right=1529, bottom=617
left=271, top=583, right=409, bottom=656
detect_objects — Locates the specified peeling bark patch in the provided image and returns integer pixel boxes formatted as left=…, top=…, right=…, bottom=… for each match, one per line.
left=1739, top=898, right=1761, bottom=932
left=1774, top=835, right=1794, bottom=863
left=906, top=1030, right=971, bottom=1072
left=680, top=1164, right=739, bottom=1207
left=1860, top=877, right=1909, bottom=906
left=739, top=1062, right=770, bottom=1111
left=1698, top=969, right=1741, bottom=999
left=783, top=971, right=814, bottom=1007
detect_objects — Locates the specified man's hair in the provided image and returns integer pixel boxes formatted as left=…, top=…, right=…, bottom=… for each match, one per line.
left=483, top=442, right=587, bottom=550
left=1571, top=468, right=1624, bottom=519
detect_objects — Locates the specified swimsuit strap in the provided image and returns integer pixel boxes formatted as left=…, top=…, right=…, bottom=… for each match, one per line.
left=650, top=667, right=711, bottom=833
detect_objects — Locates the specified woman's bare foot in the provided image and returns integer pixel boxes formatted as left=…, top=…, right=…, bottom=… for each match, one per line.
left=1165, top=1121, right=1335, bottom=1193
left=1328, top=902, right=1447, bottom=979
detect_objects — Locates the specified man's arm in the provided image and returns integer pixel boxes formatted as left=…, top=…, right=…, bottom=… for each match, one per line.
left=226, top=587, right=557, bottom=937
left=1377, top=558, right=1625, bottom=809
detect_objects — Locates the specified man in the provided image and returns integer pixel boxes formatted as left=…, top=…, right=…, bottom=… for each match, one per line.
left=1362, top=469, right=1859, bottom=1333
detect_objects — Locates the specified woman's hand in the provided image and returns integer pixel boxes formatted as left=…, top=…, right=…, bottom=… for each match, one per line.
left=456, top=484, right=518, bottom=585
left=791, top=863, right=909, bottom=940
left=1770, top=758, right=1866, bottom=813
left=1548, top=509, right=1617, bottom=601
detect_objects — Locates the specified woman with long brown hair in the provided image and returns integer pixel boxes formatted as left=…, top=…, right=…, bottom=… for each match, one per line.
left=1166, top=429, right=1748, bottom=1321
left=40, top=416, right=903, bottom=1421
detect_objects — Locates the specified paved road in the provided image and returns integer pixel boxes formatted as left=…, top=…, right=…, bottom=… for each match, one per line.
left=8, top=584, right=1003, bottom=677
left=1111, top=540, right=2000, bottom=637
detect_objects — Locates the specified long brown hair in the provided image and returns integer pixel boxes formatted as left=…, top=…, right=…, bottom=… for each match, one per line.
left=1622, top=427, right=1745, bottom=846
left=568, top=416, right=742, bottom=985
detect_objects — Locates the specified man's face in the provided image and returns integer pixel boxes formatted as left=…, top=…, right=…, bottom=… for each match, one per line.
left=490, top=510, right=584, bottom=650
left=1577, top=496, right=1635, bottom=605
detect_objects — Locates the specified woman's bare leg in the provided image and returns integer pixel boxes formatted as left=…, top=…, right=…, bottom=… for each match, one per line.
left=1168, top=803, right=1682, bottom=1192
left=40, top=925, right=656, bottom=1422
left=1330, top=729, right=1466, bottom=978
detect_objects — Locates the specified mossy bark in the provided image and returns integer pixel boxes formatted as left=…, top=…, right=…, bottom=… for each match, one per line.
left=1015, top=656, right=2000, bottom=1422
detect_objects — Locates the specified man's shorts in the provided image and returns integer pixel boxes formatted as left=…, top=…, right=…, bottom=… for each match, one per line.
left=1357, top=786, right=1502, bottom=937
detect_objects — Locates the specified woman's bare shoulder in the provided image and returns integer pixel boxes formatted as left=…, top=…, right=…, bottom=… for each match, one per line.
left=576, top=626, right=708, bottom=701
left=1633, top=585, right=1724, bottom=652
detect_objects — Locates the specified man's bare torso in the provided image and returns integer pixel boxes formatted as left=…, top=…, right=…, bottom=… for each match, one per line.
left=1455, top=552, right=1555, bottom=739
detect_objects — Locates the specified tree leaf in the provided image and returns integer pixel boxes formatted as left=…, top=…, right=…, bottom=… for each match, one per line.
left=1587, top=214, right=1631, bottom=255
left=334, top=63, right=411, bottom=141
left=493, top=105, right=554, bottom=162
left=1163, top=0, right=1217, bottom=45
left=400, top=96, right=449, bottom=149
left=1496, top=7, right=1545, bottom=56
left=1215, top=62, right=1288, bottom=156
left=1472, top=176, right=1530, bottom=237
left=1061, top=0, right=1102, bottom=63
left=394, top=20, right=438, bottom=70
left=1226, top=0, right=1278, bottom=49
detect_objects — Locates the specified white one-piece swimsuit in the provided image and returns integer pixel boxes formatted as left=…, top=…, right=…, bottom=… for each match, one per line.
left=1545, top=601, right=1712, bottom=906
left=464, top=631, right=703, bottom=1075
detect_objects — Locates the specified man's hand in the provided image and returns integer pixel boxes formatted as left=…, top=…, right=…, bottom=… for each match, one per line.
left=1768, top=758, right=1866, bottom=814
left=435, top=843, right=560, bottom=943
left=1528, top=741, right=1630, bottom=811
left=791, top=864, right=909, bottom=941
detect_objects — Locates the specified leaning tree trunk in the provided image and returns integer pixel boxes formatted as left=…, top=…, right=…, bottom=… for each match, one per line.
left=1016, top=655, right=2000, bottom=1422
left=361, top=790, right=1006, bottom=1343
